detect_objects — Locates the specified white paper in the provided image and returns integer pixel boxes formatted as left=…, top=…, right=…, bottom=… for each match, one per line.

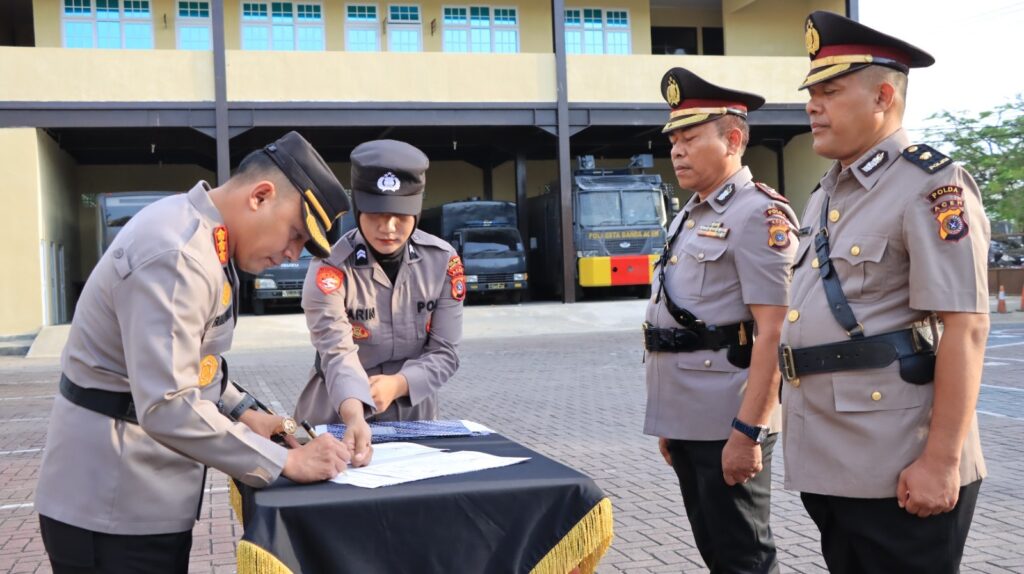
left=329, top=442, right=528, bottom=488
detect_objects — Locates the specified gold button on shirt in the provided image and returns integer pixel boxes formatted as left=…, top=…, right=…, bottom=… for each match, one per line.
left=788, top=309, right=800, bottom=322
left=871, top=391, right=882, bottom=401
left=829, top=209, right=841, bottom=223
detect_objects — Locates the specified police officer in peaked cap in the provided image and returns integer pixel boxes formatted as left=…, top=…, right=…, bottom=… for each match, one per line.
left=780, top=11, right=990, bottom=572
left=295, top=140, right=464, bottom=457
left=644, top=67, right=800, bottom=573
left=36, top=131, right=354, bottom=573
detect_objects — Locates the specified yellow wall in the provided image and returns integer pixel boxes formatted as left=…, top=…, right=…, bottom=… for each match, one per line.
left=0, top=47, right=214, bottom=101
left=568, top=54, right=808, bottom=104
left=744, top=145, right=778, bottom=189
left=783, top=131, right=831, bottom=219
left=0, top=129, right=44, bottom=335
left=649, top=4, right=722, bottom=56
left=227, top=51, right=556, bottom=101
left=37, top=131, right=79, bottom=323
left=724, top=0, right=846, bottom=56
left=75, top=164, right=215, bottom=276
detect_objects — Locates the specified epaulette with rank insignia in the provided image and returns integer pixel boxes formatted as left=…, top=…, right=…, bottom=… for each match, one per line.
left=901, top=144, right=952, bottom=174
left=754, top=182, right=789, bottom=204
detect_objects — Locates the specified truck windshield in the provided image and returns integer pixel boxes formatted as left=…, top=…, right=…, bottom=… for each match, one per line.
left=579, top=190, right=665, bottom=227
left=463, top=228, right=522, bottom=256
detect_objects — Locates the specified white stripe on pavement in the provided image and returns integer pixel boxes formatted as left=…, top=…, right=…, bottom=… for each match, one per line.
left=0, top=448, right=43, bottom=456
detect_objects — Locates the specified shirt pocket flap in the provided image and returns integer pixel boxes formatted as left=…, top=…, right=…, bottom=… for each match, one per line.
left=793, top=236, right=814, bottom=268
left=832, top=368, right=932, bottom=412
left=679, top=238, right=728, bottom=263
left=677, top=350, right=743, bottom=373
left=829, top=234, right=888, bottom=265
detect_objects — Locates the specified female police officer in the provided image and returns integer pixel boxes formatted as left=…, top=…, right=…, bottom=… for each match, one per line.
left=294, top=140, right=464, bottom=441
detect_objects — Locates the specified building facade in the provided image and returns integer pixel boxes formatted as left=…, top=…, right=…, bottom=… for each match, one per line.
left=0, top=0, right=850, bottom=336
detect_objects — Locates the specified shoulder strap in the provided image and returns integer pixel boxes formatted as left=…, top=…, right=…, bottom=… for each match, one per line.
left=814, top=196, right=864, bottom=338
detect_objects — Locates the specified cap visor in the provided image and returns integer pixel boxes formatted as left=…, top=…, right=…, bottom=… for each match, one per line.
left=353, top=189, right=422, bottom=216
left=799, top=62, right=870, bottom=90
left=302, top=201, right=332, bottom=258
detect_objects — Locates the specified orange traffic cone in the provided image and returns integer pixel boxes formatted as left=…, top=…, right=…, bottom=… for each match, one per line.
left=997, top=285, right=1007, bottom=314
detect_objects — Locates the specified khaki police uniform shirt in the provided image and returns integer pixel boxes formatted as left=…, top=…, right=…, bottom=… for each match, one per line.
left=35, top=183, right=288, bottom=536
left=295, top=228, right=463, bottom=424
left=781, top=129, right=989, bottom=498
left=644, top=167, right=799, bottom=441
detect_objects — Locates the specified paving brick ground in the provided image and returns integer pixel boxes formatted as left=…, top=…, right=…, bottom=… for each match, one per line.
left=2, top=321, right=1023, bottom=573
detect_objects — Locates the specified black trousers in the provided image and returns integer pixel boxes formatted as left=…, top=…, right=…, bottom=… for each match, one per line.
left=801, top=480, right=981, bottom=574
left=667, top=435, right=780, bottom=574
left=39, top=515, right=192, bottom=574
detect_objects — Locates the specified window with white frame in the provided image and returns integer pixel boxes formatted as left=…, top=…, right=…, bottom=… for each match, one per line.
left=346, top=4, right=380, bottom=52
left=62, top=0, right=154, bottom=49
left=442, top=6, right=518, bottom=53
left=241, top=2, right=324, bottom=51
left=387, top=5, right=421, bottom=52
left=176, top=1, right=211, bottom=50
left=564, top=8, right=630, bottom=55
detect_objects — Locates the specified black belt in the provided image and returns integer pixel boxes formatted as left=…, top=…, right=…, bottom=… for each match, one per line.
left=59, top=374, right=138, bottom=424
left=643, top=320, right=752, bottom=353
left=779, top=328, right=935, bottom=385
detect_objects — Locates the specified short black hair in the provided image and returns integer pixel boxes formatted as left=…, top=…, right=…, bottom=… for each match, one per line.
left=235, top=148, right=279, bottom=179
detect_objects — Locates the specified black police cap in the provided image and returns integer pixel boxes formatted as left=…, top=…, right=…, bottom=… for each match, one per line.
left=262, top=131, right=350, bottom=258
left=801, top=11, right=934, bottom=89
left=660, top=67, right=765, bottom=134
left=350, top=140, right=429, bottom=217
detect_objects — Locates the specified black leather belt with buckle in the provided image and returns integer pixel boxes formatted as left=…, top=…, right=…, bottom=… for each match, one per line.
left=779, top=328, right=935, bottom=386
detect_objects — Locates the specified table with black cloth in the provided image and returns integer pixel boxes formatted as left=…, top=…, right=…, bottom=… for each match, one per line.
left=231, top=434, right=614, bottom=574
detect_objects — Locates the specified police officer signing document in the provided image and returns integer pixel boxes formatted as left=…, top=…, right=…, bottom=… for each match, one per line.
left=36, top=132, right=355, bottom=573
left=644, top=68, right=798, bottom=573
left=295, top=140, right=463, bottom=429
left=781, top=11, right=989, bottom=573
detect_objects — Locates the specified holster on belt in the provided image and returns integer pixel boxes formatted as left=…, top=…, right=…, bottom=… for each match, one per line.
left=643, top=320, right=754, bottom=368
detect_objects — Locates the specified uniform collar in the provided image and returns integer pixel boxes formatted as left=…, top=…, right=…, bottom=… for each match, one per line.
left=685, top=166, right=752, bottom=214
left=349, top=229, right=419, bottom=287
left=187, top=181, right=224, bottom=225
left=831, top=128, right=908, bottom=192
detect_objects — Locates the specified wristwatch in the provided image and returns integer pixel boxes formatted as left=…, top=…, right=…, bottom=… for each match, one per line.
left=280, top=417, right=298, bottom=436
left=731, top=417, right=769, bottom=445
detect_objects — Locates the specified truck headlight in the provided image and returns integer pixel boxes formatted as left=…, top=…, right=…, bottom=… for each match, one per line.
left=513, top=273, right=527, bottom=281
left=465, top=275, right=478, bottom=283
left=254, top=278, right=277, bottom=290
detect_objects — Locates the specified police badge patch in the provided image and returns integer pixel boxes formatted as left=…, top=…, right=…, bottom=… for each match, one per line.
left=316, top=265, right=344, bottom=295
left=198, top=355, right=218, bottom=387
left=936, top=204, right=969, bottom=242
left=767, top=218, right=791, bottom=250
left=213, top=226, right=229, bottom=265
left=351, top=322, right=370, bottom=340
left=452, top=276, right=467, bottom=302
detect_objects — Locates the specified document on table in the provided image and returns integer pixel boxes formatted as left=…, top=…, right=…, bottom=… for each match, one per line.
left=329, top=442, right=529, bottom=488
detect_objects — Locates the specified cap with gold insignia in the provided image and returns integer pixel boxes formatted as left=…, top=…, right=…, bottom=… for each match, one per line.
left=262, top=131, right=350, bottom=258
left=800, top=11, right=934, bottom=89
left=350, top=140, right=429, bottom=217
left=660, top=68, right=765, bottom=134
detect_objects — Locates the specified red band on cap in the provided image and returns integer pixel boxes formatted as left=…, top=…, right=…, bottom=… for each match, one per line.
left=673, top=99, right=748, bottom=112
left=816, top=44, right=910, bottom=65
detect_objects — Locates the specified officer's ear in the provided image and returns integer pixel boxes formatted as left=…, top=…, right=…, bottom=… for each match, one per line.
left=248, top=180, right=277, bottom=211
left=875, top=80, right=897, bottom=114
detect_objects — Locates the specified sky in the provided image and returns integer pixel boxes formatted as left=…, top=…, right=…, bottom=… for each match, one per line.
left=859, top=0, right=1024, bottom=139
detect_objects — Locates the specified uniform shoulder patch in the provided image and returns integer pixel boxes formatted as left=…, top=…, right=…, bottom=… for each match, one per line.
left=754, top=182, right=789, bottom=203
left=316, top=265, right=344, bottom=295
left=901, top=144, right=952, bottom=174
left=448, top=255, right=466, bottom=302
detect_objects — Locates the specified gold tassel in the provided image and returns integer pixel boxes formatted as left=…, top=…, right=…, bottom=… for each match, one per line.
left=229, top=478, right=243, bottom=524
left=237, top=540, right=294, bottom=574
left=530, top=497, right=614, bottom=574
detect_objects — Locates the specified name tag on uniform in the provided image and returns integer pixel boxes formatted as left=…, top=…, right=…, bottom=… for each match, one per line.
left=697, top=222, right=729, bottom=239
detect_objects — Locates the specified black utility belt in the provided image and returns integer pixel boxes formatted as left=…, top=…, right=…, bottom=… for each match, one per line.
left=59, top=374, right=138, bottom=424
left=643, top=320, right=754, bottom=368
left=779, top=328, right=935, bottom=386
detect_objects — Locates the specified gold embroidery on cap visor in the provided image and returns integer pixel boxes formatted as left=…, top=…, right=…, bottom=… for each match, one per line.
left=303, top=189, right=332, bottom=230
left=662, top=107, right=746, bottom=134
left=800, top=55, right=878, bottom=88
left=304, top=201, right=330, bottom=254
